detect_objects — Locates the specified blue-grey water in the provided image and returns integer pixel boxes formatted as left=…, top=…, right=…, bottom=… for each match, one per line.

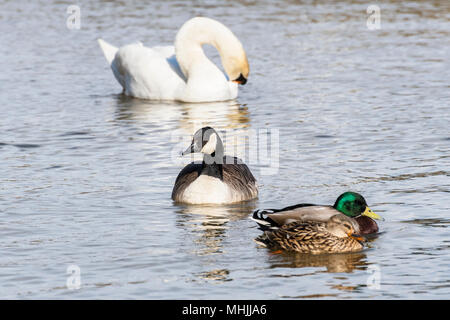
left=0, top=0, right=449, bottom=299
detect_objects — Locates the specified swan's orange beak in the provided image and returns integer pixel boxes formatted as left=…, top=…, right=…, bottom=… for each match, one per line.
left=233, top=74, right=247, bottom=85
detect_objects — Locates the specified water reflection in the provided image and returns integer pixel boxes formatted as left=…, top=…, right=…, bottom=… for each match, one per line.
left=195, top=269, right=232, bottom=282
left=178, top=101, right=251, bottom=133
left=113, top=94, right=250, bottom=132
left=114, top=94, right=182, bottom=124
left=175, top=201, right=257, bottom=257
left=401, top=218, right=450, bottom=228
left=267, top=252, right=368, bottom=273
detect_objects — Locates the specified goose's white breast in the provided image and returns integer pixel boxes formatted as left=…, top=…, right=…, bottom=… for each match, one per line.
left=181, top=175, right=232, bottom=204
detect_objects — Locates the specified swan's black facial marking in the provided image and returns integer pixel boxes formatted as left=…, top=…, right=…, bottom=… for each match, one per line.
left=233, top=73, right=247, bottom=85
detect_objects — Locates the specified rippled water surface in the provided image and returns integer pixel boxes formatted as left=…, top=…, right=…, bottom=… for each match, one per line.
left=1, top=0, right=449, bottom=299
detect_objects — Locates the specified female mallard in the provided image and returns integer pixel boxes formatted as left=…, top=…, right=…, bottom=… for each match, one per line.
left=255, top=214, right=365, bottom=254
left=252, top=192, right=383, bottom=235
left=172, top=127, right=258, bottom=204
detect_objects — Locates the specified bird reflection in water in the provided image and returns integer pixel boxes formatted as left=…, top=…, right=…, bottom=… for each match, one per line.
left=113, top=95, right=252, bottom=165
left=113, top=94, right=250, bottom=132
left=195, top=269, right=231, bottom=282
left=175, top=201, right=257, bottom=257
left=175, top=201, right=257, bottom=283
left=266, top=251, right=368, bottom=273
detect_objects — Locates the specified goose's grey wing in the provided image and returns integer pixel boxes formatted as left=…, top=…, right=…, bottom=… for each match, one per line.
left=171, top=162, right=202, bottom=201
left=222, top=156, right=258, bottom=201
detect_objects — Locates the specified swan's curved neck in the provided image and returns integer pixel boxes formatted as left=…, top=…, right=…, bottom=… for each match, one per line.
left=175, top=17, right=238, bottom=79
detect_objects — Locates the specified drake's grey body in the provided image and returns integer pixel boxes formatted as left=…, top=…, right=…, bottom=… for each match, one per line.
left=253, top=205, right=362, bottom=234
left=172, top=128, right=258, bottom=204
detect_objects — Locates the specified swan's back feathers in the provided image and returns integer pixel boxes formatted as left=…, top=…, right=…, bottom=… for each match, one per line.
left=111, top=44, right=186, bottom=99
left=98, top=39, right=185, bottom=98
left=97, top=39, right=118, bottom=65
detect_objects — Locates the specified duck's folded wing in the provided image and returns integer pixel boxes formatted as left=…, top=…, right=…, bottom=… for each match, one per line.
left=252, top=205, right=339, bottom=230
left=257, top=221, right=328, bottom=250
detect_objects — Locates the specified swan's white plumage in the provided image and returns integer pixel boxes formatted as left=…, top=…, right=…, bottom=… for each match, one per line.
left=111, top=43, right=186, bottom=100
left=97, top=38, right=117, bottom=65
left=98, top=17, right=248, bottom=102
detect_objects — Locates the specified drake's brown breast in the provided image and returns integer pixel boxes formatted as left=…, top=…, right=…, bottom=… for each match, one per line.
left=355, top=216, right=379, bottom=235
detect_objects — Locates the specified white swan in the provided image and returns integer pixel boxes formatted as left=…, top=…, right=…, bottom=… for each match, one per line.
left=98, top=17, right=249, bottom=102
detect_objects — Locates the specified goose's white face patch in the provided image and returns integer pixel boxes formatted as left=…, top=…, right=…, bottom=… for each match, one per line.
left=201, top=133, right=217, bottom=154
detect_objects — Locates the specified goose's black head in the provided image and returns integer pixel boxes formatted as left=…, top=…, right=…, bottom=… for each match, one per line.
left=182, top=127, right=220, bottom=156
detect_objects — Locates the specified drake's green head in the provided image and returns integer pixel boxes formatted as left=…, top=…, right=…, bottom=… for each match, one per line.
left=333, top=192, right=383, bottom=220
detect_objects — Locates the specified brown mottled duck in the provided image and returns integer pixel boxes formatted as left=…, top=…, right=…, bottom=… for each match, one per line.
left=254, top=214, right=365, bottom=254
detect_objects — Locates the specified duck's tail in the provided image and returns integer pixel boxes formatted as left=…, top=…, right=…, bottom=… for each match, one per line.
left=253, top=235, right=269, bottom=247
left=251, top=209, right=279, bottom=231
left=97, top=39, right=118, bottom=65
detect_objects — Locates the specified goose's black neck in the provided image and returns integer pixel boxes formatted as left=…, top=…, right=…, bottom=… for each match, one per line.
left=201, top=138, right=225, bottom=180
left=201, top=160, right=223, bottom=180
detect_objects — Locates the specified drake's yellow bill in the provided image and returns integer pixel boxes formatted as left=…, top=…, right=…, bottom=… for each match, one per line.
left=362, top=207, right=384, bottom=221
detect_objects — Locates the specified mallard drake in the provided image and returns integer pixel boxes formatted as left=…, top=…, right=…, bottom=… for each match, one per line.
left=252, top=192, right=382, bottom=235
left=172, top=127, right=258, bottom=204
left=255, top=214, right=365, bottom=254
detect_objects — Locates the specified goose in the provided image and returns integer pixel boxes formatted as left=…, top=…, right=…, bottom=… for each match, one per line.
left=172, top=127, right=258, bottom=204
left=98, top=17, right=249, bottom=102
left=255, top=214, right=365, bottom=254
left=252, top=192, right=383, bottom=235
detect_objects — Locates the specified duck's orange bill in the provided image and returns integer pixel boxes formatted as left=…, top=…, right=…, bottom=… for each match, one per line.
left=348, top=232, right=364, bottom=242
